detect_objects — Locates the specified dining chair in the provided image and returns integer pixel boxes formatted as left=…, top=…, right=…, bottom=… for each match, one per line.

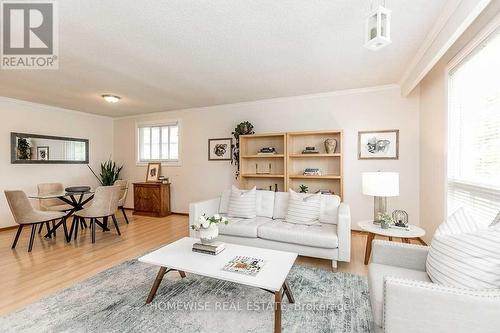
left=74, top=185, right=121, bottom=244
left=113, top=180, right=130, bottom=224
left=37, top=183, right=76, bottom=236
left=5, top=190, right=68, bottom=252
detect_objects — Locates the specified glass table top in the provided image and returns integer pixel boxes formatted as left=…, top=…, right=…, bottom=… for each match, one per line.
left=28, top=190, right=95, bottom=199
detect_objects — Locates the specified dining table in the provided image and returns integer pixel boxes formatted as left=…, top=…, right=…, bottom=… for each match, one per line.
left=28, top=188, right=109, bottom=241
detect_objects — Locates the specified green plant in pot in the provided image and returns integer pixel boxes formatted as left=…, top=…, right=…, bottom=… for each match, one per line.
left=99, top=160, right=123, bottom=186
left=17, top=137, right=31, bottom=160
left=231, top=121, right=255, bottom=178
left=377, top=212, right=394, bottom=229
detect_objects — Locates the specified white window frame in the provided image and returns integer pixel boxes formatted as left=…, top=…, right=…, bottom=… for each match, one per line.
left=135, top=119, right=181, bottom=166
left=445, top=15, right=500, bottom=220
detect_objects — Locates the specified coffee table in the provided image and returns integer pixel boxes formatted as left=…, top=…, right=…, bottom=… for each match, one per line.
left=358, top=220, right=426, bottom=265
left=138, top=237, right=298, bottom=333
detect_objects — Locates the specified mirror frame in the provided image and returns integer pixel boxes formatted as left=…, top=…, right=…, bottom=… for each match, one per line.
left=10, top=132, right=89, bottom=164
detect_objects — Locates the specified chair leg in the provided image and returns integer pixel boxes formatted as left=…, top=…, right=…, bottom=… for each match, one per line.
left=103, top=216, right=108, bottom=232
left=91, top=218, right=96, bottom=244
left=38, top=223, right=43, bottom=234
left=74, top=217, right=80, bottom=240
left=28, top=224, right=37, bottom=252
left=111, top=215, right=121, bottom=236
left=62, top=217, right=69, bottom=242
left=52, top=220, right=56, bottom=237
left=11, top=225, right=23, bottom=249
left=81, top=218, right=87, bottom=228
left=121, top=207, right=129, bottom=224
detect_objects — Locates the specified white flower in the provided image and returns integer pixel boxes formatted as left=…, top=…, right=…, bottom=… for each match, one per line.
left=198, top=215, right=207, bottom=225
left=201, top=219, right=210, bottom=228
left=221, top=216, right=228, bottom=223
left=213, top=214, right=220, bottom=220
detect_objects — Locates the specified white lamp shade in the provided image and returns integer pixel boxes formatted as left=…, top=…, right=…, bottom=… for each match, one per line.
left=362, top=172, right=399, bottom=197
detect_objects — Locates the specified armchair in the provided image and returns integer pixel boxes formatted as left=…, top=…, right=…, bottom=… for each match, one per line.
left=368, top=240, right=500, bottom=333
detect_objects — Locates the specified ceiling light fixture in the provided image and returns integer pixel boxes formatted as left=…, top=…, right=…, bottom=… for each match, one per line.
left=101, top=94, right=121, bottom=103
left=364, top=0, right=392, bottom=51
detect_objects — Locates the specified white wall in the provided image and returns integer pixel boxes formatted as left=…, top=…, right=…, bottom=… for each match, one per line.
left=114, top=85, right=421, bottom=229
left=0, top=97, right=114, bottom=228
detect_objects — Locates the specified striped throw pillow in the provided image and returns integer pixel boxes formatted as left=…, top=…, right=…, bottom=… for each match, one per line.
left=227, top=186, right=257, bottom=219
left=285, top=190, right=321, bottom=225
left=426, top=208, right=500, bottom=289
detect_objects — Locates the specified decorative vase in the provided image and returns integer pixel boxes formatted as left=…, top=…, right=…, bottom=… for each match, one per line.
left=324, top=138, right=337, bottom=154
left=199, top=224, right=219, bottom=244
left=380, top=219, right=391, bottom=229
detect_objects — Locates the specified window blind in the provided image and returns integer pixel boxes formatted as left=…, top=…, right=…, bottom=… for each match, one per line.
left=447, top=28, right=500, bottom=224
left=138, top=122, right=179, bottom=162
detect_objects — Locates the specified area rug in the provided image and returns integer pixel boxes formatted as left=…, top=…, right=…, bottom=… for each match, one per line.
left=0, top=260, right=374, bottom=332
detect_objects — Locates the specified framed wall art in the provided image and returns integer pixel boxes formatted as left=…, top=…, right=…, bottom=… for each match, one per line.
left=208, top=138, right=232, bottom=161
left=358, top=130, right=399, bottom=160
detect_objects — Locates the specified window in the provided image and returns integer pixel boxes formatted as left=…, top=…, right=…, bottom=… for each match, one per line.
left=447, top=28, right=500, bottom=224
left=138, top=122, right=179, bottom=163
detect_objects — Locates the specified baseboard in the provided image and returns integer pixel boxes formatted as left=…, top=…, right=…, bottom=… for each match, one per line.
left=0, top=225, right=18, bottom=232
left=123, top=207, right=188, bottom=216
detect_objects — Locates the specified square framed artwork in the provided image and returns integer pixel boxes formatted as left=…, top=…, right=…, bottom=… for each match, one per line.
left=37, top=146, right=49, bottom=161
left=358, top=130, right=399, bottom=160
left=146, top=162, right=161, bottom=182
left=208, top=138, right=232, bottom=161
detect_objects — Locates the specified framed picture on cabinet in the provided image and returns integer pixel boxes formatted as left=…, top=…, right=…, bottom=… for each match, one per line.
left=146, top=162, right=161, bottom=182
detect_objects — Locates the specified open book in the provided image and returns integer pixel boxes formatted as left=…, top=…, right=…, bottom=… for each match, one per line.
left=222, top=256, right=265, bottom=276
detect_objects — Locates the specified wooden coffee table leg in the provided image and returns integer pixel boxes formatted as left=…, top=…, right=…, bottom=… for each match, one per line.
left=146, top=266, right=167, bottom=304
left=283, top=281, right=295, bottom=304
left=364, top=232, right=375, bottom=265
left=275, top=288, right=282, bottom=333
left=402, top=238, right=410, bottom=244
left=388, top=236, right=393, bottom=241
left=178, top=270, right=186, bottom=278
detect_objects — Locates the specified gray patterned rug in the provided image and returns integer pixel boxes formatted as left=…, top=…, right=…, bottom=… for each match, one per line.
left=0, top=260, right=374, bottom=332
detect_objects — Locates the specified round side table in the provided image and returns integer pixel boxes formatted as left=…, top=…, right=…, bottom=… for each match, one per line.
left=358, top=220, right=426, bottom=265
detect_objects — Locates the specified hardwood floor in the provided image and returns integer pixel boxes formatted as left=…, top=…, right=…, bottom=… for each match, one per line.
left=0, top=213, right=419, bottom=316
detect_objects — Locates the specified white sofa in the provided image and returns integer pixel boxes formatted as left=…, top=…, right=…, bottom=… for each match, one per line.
left=368, top=240, right=500, bottom=333
left=189, top=189, right=351, bottom=269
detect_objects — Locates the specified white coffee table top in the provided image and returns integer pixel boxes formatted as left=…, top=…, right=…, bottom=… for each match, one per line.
left=139, top=237, right=298, bottom=292
left=358, top=220, right=425, bottom=238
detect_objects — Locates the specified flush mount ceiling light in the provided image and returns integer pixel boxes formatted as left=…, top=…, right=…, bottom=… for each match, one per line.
left=364, top=1, right=392, bottom=51
left=101, top=94, right=121, bottom=103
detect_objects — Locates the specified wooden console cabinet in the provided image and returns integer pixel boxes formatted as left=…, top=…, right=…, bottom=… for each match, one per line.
left=133, top=182, right=171, bottom=217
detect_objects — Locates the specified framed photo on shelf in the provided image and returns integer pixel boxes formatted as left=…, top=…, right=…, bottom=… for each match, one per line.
left=37, top=146, right=49, bottom=161
left=208, top=138, right=232, bottom=161
left=358, top=129, right=399, bottom=160
left=146, top=162, right=161, bottom=182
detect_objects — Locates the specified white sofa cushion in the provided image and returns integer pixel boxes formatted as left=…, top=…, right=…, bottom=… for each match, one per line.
left=227, top=186, right=257, bottom=218
left=218, top=216, right=271, bottom=238
left=258, top=221, right=338, bottom=249
left=220, top=188, right=274, bottom=218
left=426, top=208, right=500, bottom=289
left=273, top=192, right=289, bottom=219
left=219, top=189, right=231, bottom=214
left=319, top=195, right=341, bottom=224
left=256, top=190, right=275, bottom=218
left=369, top=263, right=431, bottom=327
left=285, top=190, right=321, bottom=225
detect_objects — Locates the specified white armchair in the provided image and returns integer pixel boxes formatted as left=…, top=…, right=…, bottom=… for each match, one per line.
left=368, top=240, right=500, bottom=333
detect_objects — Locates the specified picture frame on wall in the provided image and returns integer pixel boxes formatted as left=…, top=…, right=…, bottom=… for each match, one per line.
left=146, top=162, right=161, bottom=182
left=208, top=138, right=232, bottom=161
left=358, top=129, right=399, bottom=160
left=37, top=146, right=49, bottom=161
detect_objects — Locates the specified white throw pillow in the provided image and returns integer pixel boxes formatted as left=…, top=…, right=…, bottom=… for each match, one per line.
left=227, top=186, right=257, bottom=219
left=285, top=189, right=321, bottom=225
left=490, top=211, right=500, bottom=227
left=426, top=208, right=500, bottom=289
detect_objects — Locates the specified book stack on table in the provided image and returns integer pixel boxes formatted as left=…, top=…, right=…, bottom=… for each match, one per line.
left=192, top=242, right=225, bottom=255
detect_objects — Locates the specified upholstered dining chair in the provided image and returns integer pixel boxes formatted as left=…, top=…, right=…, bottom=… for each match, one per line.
left=74, top=185, right=121, bottom=244
left=5, top=190, right=68, bottom=252
left=37, top=183, right=75, bottom=236
left=113, top=180, right=129, bottom=224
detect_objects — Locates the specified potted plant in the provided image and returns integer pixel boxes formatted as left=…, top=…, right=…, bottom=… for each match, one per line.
left=99, top=160, right=123, bottom=185
left=231, top=121, right=255, bottom=178
left=17, top=137, right=31, bottom=160
left=377, top=212, right=394, bottom=229
left=191, top=214, right=229, bottom=244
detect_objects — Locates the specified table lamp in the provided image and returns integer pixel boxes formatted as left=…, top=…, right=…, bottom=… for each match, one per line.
left=362, top=172, right=399, bottom=223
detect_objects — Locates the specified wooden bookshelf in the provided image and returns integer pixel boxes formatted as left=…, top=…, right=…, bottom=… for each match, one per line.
left=239, top=130, right=344, bottom=199
left=287, top=130, right=343, bottom=198
left=239, top=133, right=287, bottom=192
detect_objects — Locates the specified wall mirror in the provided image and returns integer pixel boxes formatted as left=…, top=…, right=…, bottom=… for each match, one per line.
left=11, top=132, right=89, bottom=164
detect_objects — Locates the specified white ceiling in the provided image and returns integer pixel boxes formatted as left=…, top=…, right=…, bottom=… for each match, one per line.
left=0, top=0, right=448, bottom=117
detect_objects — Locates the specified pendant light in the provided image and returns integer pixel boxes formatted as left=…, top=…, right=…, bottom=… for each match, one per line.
left=364, top=0, right=392, bottom=51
